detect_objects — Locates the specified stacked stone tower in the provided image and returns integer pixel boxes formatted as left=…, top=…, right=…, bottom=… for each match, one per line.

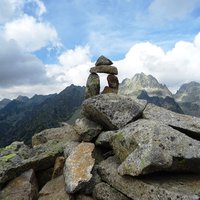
left=85, top=55, right=119, bottom=99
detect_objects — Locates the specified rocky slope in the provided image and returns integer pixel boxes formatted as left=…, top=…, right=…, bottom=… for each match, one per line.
left=0, top=84, right=85, bottom=148
left=0, top=99, right=11, bottom=110
left=1, top=93, right=200, bottom=199
left=119, top=73, right=183, bottom=113
left=174, top=81, right=200, bottom=117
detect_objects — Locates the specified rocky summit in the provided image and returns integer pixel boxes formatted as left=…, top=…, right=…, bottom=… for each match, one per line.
left=2, top=92, right=200, bottom=199
left=2, top=48, right=200, bottom=200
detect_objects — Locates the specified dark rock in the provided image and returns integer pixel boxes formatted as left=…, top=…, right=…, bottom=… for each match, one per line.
left=36, top=168, right=53, bottom=190
left=0, top=169, right=38, bottom=200
left=107, top=74, right=119, bottom=89
left=38, top=175, right=72, bottom=200
left=52, top=156, right=65, bottom=179
left=138, top=90, right=183, bottom=114
left=90, top=66, right=118, bottom=75
left=81, top=94, right=146, bottom=130
left=85, top=73, right=100, bottom=99
left=93, top=182, right=130, bottom=200
left=101, top=86, right=118, bottom=94
left=98, top=156, right=200, bottom=200
left=95, top=56, right=113, bottom=66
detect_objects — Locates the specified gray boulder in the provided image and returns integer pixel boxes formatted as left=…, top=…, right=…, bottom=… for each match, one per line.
left=93, top=182, right=130, bottom=200
left=90, top=65, right=118, bottom=75
left=81, top=94, right=146, bottom=130
left=85, top=73, right=100, bottom=99
left=98, top=156, right=200, bottom=200
left=0, top=169, right=38, bottom=200
left=110, top=119, right=200, bottom=176
left=32, top=124, right=81, bottom=147
left=107, top=74, right=119, bottom=89
left=64, top=142, right=95, bottom=193
left=74, top=117, right=103, bottom=141
left=143, top=103, right=200, bottom=139
left=95, top=55, right=113, bottom=66
left=39, top=175, right=71, bottom=200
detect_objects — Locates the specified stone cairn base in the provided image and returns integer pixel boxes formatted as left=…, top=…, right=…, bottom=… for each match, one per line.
left=85, top=55, right=119, bottom=99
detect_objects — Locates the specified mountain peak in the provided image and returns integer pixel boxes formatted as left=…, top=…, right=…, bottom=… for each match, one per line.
left=119, top=72, right=172, bottom=98
left=16, top=96, right=29, bottom=103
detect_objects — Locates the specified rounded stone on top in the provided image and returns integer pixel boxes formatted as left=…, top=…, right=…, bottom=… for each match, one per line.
left=95, top=55, right=113, bottom=66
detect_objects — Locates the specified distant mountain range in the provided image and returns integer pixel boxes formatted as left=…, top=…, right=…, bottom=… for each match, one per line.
left=119, top=73, right=183, bottom=114
left=0, top=84, right=85, bottom=147
left=1, top=73, right=200, bottom=148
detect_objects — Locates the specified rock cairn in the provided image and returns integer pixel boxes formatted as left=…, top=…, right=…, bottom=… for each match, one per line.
left=85, top=55, right=119, bottom=99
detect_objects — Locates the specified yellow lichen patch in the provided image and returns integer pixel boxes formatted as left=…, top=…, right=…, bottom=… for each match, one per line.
left=0, top=153, right=17, bottom=162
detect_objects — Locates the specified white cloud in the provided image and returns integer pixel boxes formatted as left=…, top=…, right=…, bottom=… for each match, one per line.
left=115, top=32, right=200, bottom=93
left=58, top=46, right=91, bottom=69
left=34, top=0, right=47, bottom=16
left=3, top=15, right=60, bottom=52
left=46, top=46, right=92, bottom=86
left=0, top=0, right=25, bottom=23
left=0, top=36, right=50, bottom=87
left=149, top=0, right=199, bottom=21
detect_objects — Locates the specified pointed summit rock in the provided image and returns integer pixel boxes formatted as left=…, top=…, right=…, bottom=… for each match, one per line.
left=95, top=55, right=113, bottom=66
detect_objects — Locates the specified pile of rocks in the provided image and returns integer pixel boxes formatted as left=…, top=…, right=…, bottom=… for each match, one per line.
left=85, top=55, right=119, bottom=99
left=2, top=93, right=200, bottom=199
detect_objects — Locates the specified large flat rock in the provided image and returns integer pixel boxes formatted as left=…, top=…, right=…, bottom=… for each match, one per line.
left=111, top=119, right=200, bottom=176
left=81, top=94, right=146, bottom=130
left=90, top=65, right=118, bottom=75
left=143, top=103, right=200, bottom=139
left=98, top=156, right=200, bottom=200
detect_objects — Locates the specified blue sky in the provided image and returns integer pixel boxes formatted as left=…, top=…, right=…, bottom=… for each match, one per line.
left=0, top=0, right=200, bottom=99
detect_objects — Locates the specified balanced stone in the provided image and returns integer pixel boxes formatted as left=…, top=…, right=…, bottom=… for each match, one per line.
left=85, top=73, right=100, bottom=99
left=101, top=86, right=118, bottom=94
left=95, top=55, right=113, bottom=66
left=90, top=65, right=118, bottom=75
left=107, top=74, right=119, bottom=89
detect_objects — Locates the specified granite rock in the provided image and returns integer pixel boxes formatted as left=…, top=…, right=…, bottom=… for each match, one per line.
left=0, top=169, right=38, bottom=200
left=90, top=66, right=118, bottom=75
left=39, top=175, right=71, bottom=200
left=81, top=94, right=146, bottom=130
left=64, top=142, right=95, bottom=193
left=93, top=182, right=130, bottom=200
left=98, top=156, right=200, bottom=200
left=85, top=73, right=100, bottom=99
left=74, top=117, right=103, bottom=142
left=107, top=74, right=119, bottom=89
left=110, top=119, right=200, bottom=176
left=143, top=103, right=200, bottom=140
